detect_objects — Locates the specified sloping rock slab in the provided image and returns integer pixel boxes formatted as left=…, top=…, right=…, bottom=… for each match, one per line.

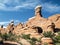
left=3, top=41, right=19, bottom=45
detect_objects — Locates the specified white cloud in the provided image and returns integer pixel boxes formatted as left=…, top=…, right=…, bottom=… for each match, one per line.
left=0, top=21, right=9, bottom=25
left=0, top=0, right=60, bottom=13
left=42, top=3, right=60, bottom=13
left=0, top=0, right=40, bottom=11
left=0, top=20, right=20, bottom=26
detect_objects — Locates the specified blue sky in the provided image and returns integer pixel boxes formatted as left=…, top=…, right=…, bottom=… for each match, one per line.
left=0, top=0, right=60, bottom=26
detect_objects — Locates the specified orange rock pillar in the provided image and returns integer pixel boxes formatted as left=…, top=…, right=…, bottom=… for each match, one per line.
left=35, top=5, right=42, bottom=19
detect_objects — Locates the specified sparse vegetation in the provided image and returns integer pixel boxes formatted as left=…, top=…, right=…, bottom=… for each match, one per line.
left=52, top=32, right=60, bottom=45
left=44, top=42, right=48, bottom=45
left=0, top=33, right=41, bottom=45
left=0, top=31, right=60, bottom=45
left=21, top=34, right=31, bottom=40
left=0, top=33, right=20, bottom=42
left=42, top=31, right=60, bottom=45
left=43, top=31, right=55, bottom=38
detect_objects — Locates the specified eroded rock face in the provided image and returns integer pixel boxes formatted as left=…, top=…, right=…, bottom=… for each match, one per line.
left=48, top=14, right=60, bottom=32
left=16, top=23, right=24, bottom=29
left=5, top=21, right=15, bottom=34
left=6, top=5, right=57, bottom=36
left=48, top=14, right=60, bottom=28
left=20, top=38, right=31, bottom=45
left=27, top=17, right=54, bottom=32
left=0, top=25, right=6, bottom=34
left=41, top=38, right=53, bottom=45
left=26, top=5, right=54, bottom=32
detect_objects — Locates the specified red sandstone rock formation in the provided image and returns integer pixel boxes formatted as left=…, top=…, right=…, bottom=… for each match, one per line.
left=0, top=5, right=60, bottom=38
left=48, top=14, right=60, bottom=32
left=48, top=14, right=60, bottom=29
left=26, top=5, right=55, bottom=32
left=6, top=20, right=15, bottom=33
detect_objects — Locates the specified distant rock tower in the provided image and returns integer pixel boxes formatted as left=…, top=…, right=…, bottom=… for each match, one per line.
left=10, top=20, right=14, bottom=26
left=0, top=25, right=3, bottom=28
left=10, top=20, right=14, bottom=24
left=35, top=5, right=42, bottom=18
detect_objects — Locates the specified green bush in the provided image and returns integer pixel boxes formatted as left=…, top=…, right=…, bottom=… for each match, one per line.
left=55, top=43, right=60, bottom=45
left=53, top=35, right=60, bottom=43
left=29, top=37, right=41, bottom=45
left=57, top=32, right=60, bottom=35
left=21, top=34, right=31, bottom=40
left=44, top=42, right=48, bottom=45
left=52, top=32, right=60, bottom=45
left=0, top=33, right=19, bottom=42
left=43, top=31, right=54, bottom=38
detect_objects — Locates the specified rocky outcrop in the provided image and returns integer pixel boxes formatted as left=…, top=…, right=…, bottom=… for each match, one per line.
left=0, top=5, right=59, bottom=35
left=48, top=14, right=60, bottom=28
left=48, top=14, right=60, bottom=32
left=6, top=20, right=15, bottom=33
left=26, top=5, right=55, bottom=32
left=0, top=25, right=6, bottom=34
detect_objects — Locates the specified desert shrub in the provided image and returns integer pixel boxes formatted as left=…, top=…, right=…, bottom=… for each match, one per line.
left=58, top=32, right=60, bottom=35
left=52, top=32, right=60, bottom=45
left=53, top=32, right=60, bottom=42
left=0, top=33, right=19, bottom=42
left=31, top=37, right=38, bottom=42
left=1, top=33, right=11, bottom=40
left=21, top=34, right=30, bottom=40
left=54, top=43, right=60, bottom=45
left=43, top=31, right=54, bottom=38
left=44, top=42, right=48, bottom=45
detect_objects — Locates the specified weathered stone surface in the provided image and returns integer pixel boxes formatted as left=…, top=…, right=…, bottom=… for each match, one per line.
left=0, top=28, right=6, bottom=34
left=3, top=41, right=19, bottom=45
left=6, top=21, right=15, bottom=33
left=41, top=37, right=53, bottom=45
left=48, top=14, right=60, bottom=32
left=26, top=5, right=54, bottom=32
left=16, top=23, right=24, bottom=29
left=20, top=38, right=31, bottom=45
left=48, top=14, right=60, bottom=28
left=0, top=25, right=6, bottom=34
